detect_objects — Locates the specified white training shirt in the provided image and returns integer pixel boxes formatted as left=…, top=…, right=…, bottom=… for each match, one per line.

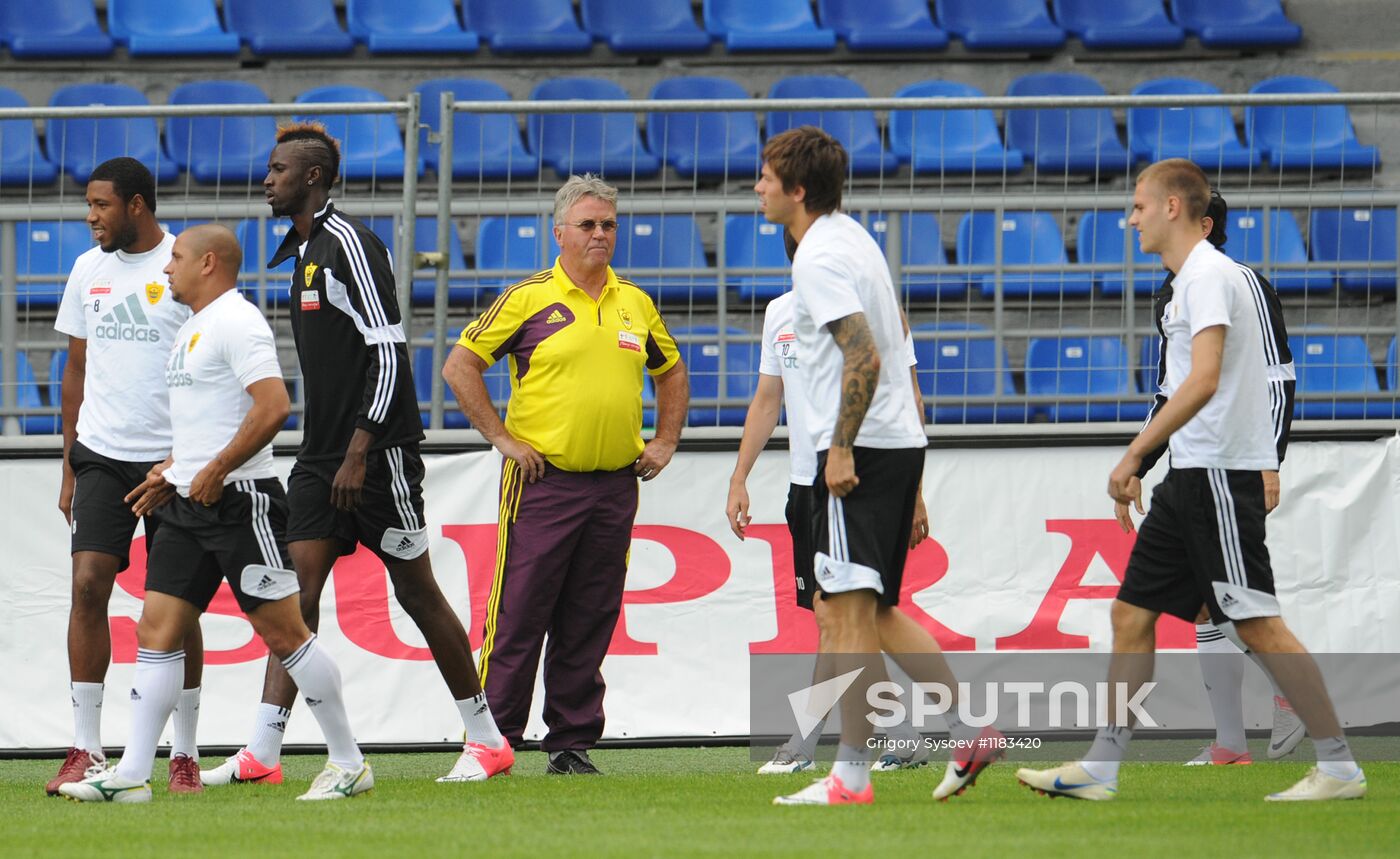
left=54, top=232, right=188, bottom=461
left=1162, top=240, right=1278, bottom=471
left=791, top=212, right=926, bottom=453
left=162, top=290, right=284, bottom=495
left=761, top=291, right=919, bottom=486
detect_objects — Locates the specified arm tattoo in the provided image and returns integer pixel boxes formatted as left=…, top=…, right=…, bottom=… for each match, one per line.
left=827, top=313, right=881, bottom=448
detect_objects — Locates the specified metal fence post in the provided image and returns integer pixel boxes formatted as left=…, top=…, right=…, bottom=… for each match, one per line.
left=429, top=90, right=456, bottom=432
left=398, top=92, right=422, bottom=336
left=1, top=221, right=17, bottom=436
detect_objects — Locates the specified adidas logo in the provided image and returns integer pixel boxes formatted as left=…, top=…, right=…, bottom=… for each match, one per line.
left=130, top=689, right=142, bottom=701
left=396, top=536, right=415, bottom=553
left=1221, top=593, right=1238, bottom=608
left=95, top=294, right=162, bottom=343
left=546, top=309, right=566, bottom=324
left=256, top=574, right=275, bottom=592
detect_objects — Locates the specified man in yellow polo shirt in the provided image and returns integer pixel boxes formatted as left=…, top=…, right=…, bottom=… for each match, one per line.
left=443, top=174, right=688, bottom=775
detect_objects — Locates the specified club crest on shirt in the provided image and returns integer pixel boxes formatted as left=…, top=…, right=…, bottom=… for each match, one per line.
left=304, top=262, right=318, bottom=289
left=617, top=308, right=632, bottom=329
left=145, top=282, right=164, bottom=305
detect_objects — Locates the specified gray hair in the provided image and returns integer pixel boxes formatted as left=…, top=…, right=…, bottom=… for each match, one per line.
left=553, top=174, right=618, bottom=225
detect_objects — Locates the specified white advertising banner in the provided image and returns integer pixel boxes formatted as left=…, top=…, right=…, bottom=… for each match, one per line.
left=3, top=437, right=1398, bottom=749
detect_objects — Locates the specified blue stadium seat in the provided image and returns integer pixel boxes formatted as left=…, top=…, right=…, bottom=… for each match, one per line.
left=725, top=214, right=790, bottom=302
left=817, top=0, right=949, bottom=51
left=0, top=352, right=57, bottom=435
left=413, top=333, right=511, bottom=429
left=160, top=218, right=210, bottom=235
left=1076, top=210, right=1159, bottom=296
left=475, top=215, right=554, bottom=287
left=0, top=0, right=112, bottom=58
left=1169, top=0, right=1301, bottom=49
left=935, top=0, right=1066, bottom=51
left=860, top=212, right=967, bottom=300
left=1387, top=337, right=1397, bottom=392
left=16, top=222, right=91, bottom=307
left=1246, top=77, right=1381, bottom=172
left=462, top=0, right=592, bottom=54
left=48, top=349, right=67, bottom=414
left=366, top=216, right=482, bottom=307
left=1139, top=335, right=1162, bottom=395
left=1005, top=73, right=1133, bottom=175
left=912, top=322, right=1025, bottom=424
left=1289, top=333, right=1390, bottom=419
left=416, top=79, right=538, bottom=180
left=165, top=81, right=276, bottom=184
left=958, top=211, right=1095, bottom=298
left=581, top=0, right=709, bottom=53
left=295, top=86, right=416, bottom=181
left=528, top=78, right=660, bottom=179
left=647, top=77, right=762, bottom=180
left=704, top=0, right=836, bottom=52
left=673, top=326, right=761, bottom=427
left=347, top=0, right=478, bottom=54
left=613, top=215, right=716, bottom=303
left=1219, top=208, right=1329, bottom=294
left=1053, top=0, right=1184, bottom=49
left=234, top=219, right=297, bottom=305
left=0, top=87, right=57, bottom=185
left=1308, top=208, right=1397, bottom=295
left=223, top=0, right=354, bottom=55
left=107, top=0, right=240, bottom=56
left=47, top=84, right=179, bottom=184
left=1025, top=336, right=1149, bottom=422
left=890, top=80, right=1024, bottom=175
left=766, top=76, right=898, bottom=176
left=1128, top=78, right=1259, bottom=170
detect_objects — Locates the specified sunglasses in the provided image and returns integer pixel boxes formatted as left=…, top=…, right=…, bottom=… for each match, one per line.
left=565, top=219, right=619, bottom=234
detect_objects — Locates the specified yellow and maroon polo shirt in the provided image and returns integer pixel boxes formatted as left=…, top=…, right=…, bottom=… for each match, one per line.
left=457, top=259, right=681, bottom=472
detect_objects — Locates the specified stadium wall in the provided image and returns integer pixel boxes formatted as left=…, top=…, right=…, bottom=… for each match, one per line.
left=4, top=437, right=1399, bottom=750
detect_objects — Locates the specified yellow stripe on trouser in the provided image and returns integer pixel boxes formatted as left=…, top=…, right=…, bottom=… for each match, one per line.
left=478, top=457, right=526, bottom=683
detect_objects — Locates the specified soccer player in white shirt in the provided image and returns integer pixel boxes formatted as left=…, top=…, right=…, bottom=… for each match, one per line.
left=754, top=128, right=1003, bottom=807
left=60, top=226, right=369, bottom=803
left=1018, top=159, right=1365, bottom=802
left=48, top=157, right=204, bottom=796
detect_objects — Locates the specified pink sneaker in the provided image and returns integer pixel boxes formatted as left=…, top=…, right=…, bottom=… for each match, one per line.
left=200, top=747, right=283, bottom=786
left=933, top=726, right=1007, bottom=800
left=773, top=773, right=875, bottom=806
left=1185, top=743, right=1253, bottom=766
left=437, top=741, right=515, bottom=782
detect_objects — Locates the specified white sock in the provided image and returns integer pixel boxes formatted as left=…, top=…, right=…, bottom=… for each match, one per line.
left=1197, top=623, right=1248, bottom=752
left=1315, top=736, right=1361, bottom=780
left=114, top=650, right=184, bottom=783
left=1082, top=725, right=1132, bottom=782
left=281, top=635, right=364, bottom=769
left=71, top=682, right=104, bottom=756
left=456, top=693, right=505, bottom=748
left=248, top=702, right=292, bottom=766
left=171, top=687, right=201, bottom=761
left=832, top=744, right=871, bottom=791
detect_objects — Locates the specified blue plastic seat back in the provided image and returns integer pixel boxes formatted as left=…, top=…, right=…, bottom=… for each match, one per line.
left=1289, top=333, right=1387, bottom=418
left=912, top=322, right=1022, bottom=423
left=295, top=86, right=409, bottom=180
left=0, top=351, right=57, bottom=434
left=49, top=349, right=69, bottom=409
left=528, top=78, right=658, bottom=178
left=817, top=0, right=947, bottom=49
left=647, top=77, right=761, bottom=179
left=958, top=211, right=1094, bottom=297
left=366, top=216, right=479, bottom=306
left=348, top=0, right=468, bottom=39
left=17, top=222, right=92, bottom=306
left=1129, top=78, right=1253, bottom=165
left=1139, top=335, right=1163, bottom=395
left=108, top=0, right=239, bottom=54
left=1308, top=208, right=1398, bottom=293
left=890, top=80, right=1020, bottom=173
left=705, top=0, right=828, bottom=36
left=1026, top=336, right=1144, bottom=421
left=766, top=76, right=889, bottom=168
left=1169, top=0, right=1301, bottom=46
left=613, top=215, right=712, bottom=295
left=234, top=219, right=297, bottom=304
left=462, top=0, right=590, bottom=50
left=1053, top=0, right=1184, bottom=47
left=1006, top=73, right=1130, bottom=173
left=1076, top=210, right=1158, bottom=295
left=475, top=215, right=555, bottom=286
left=0, top=86, right=56, bottom=184
left=673, top=325, right=761, bottom=427
left=725, top=214, right=790, bottom=300
left=1389, top=337, right=1399, bottom=391
left=166, top=80, right=276, bottom=181
left=1246, top=77, right=1379, bottom=168
left=223, top=0, right=353, bottom=52
left=0, top=0, right=112, bottom=56
left=936, top=0, right=1065, bottom=48
left=861, top=211, right=966, bottom=300
left=416, top=79, right=537, bottom=179
left=1218, top=209, right=1321, bottom=294
left=413, top=331, right=510, bottom=428
left=581, top=0, right=709, bottom=51
left=47, top=84, right=176, bottom=184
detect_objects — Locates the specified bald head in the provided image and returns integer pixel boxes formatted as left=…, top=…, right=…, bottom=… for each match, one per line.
left=165, top=224, right=244, bottom=311
left=182, top=224, right=244, bottom=276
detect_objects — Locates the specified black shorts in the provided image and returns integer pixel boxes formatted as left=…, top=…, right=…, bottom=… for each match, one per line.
left=146, top=478, right=297, bottom=614
left=69, top=440, right=161, bottom=571
left=1118, top=467, right=1280, bottom=624
left=786, top=482, right=817, bottom=611
left=811, top=447, right=923, bottom=607
left=285, top=445, right=429, bottom=564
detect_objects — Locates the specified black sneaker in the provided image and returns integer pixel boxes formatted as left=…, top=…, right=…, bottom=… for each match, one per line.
left=546, top=750, right=601, bottom=775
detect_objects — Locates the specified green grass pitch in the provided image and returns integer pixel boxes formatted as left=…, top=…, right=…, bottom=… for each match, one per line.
left=5, top=744, right=1396, bottom=857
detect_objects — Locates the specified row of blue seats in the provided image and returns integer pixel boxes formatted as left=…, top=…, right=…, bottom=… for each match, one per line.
left=0, top=73, right=1373, bottom=188
left=0, top=1, right=1301, bottom=59
left=7, top=206, right=1396, bottom=311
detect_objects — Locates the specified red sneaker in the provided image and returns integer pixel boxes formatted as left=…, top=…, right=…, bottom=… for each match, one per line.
left=200, top=748, right=283, bottom=786
left=933, top=726, right=1007, bottom=800
left=436, top=740, right=515, bottom=782
left=168, top=753, right=204, bottom=793
left=46, top=747, right=103, bottom=796
left=773, top=773, right=875, bottom=806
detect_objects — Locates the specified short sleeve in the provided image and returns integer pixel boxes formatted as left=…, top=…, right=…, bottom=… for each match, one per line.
left=793, top=251, right=862, bottom=331
left=225, top=311, right=283, bottom=387
left=641, top=296, right=680, bottom=375
left=458, top=288, right=530, bottom=367
left=54, top=257, right=89, bottom=339
left=1180, top=271, right=1233, bottom=337
left=903, top=332, right=916, bottom=368
left=759, top=303, right=781, bottom=377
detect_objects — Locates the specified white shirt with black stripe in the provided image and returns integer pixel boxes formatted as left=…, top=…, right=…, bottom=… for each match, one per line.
left=162, top=289, right=284, bottom=495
